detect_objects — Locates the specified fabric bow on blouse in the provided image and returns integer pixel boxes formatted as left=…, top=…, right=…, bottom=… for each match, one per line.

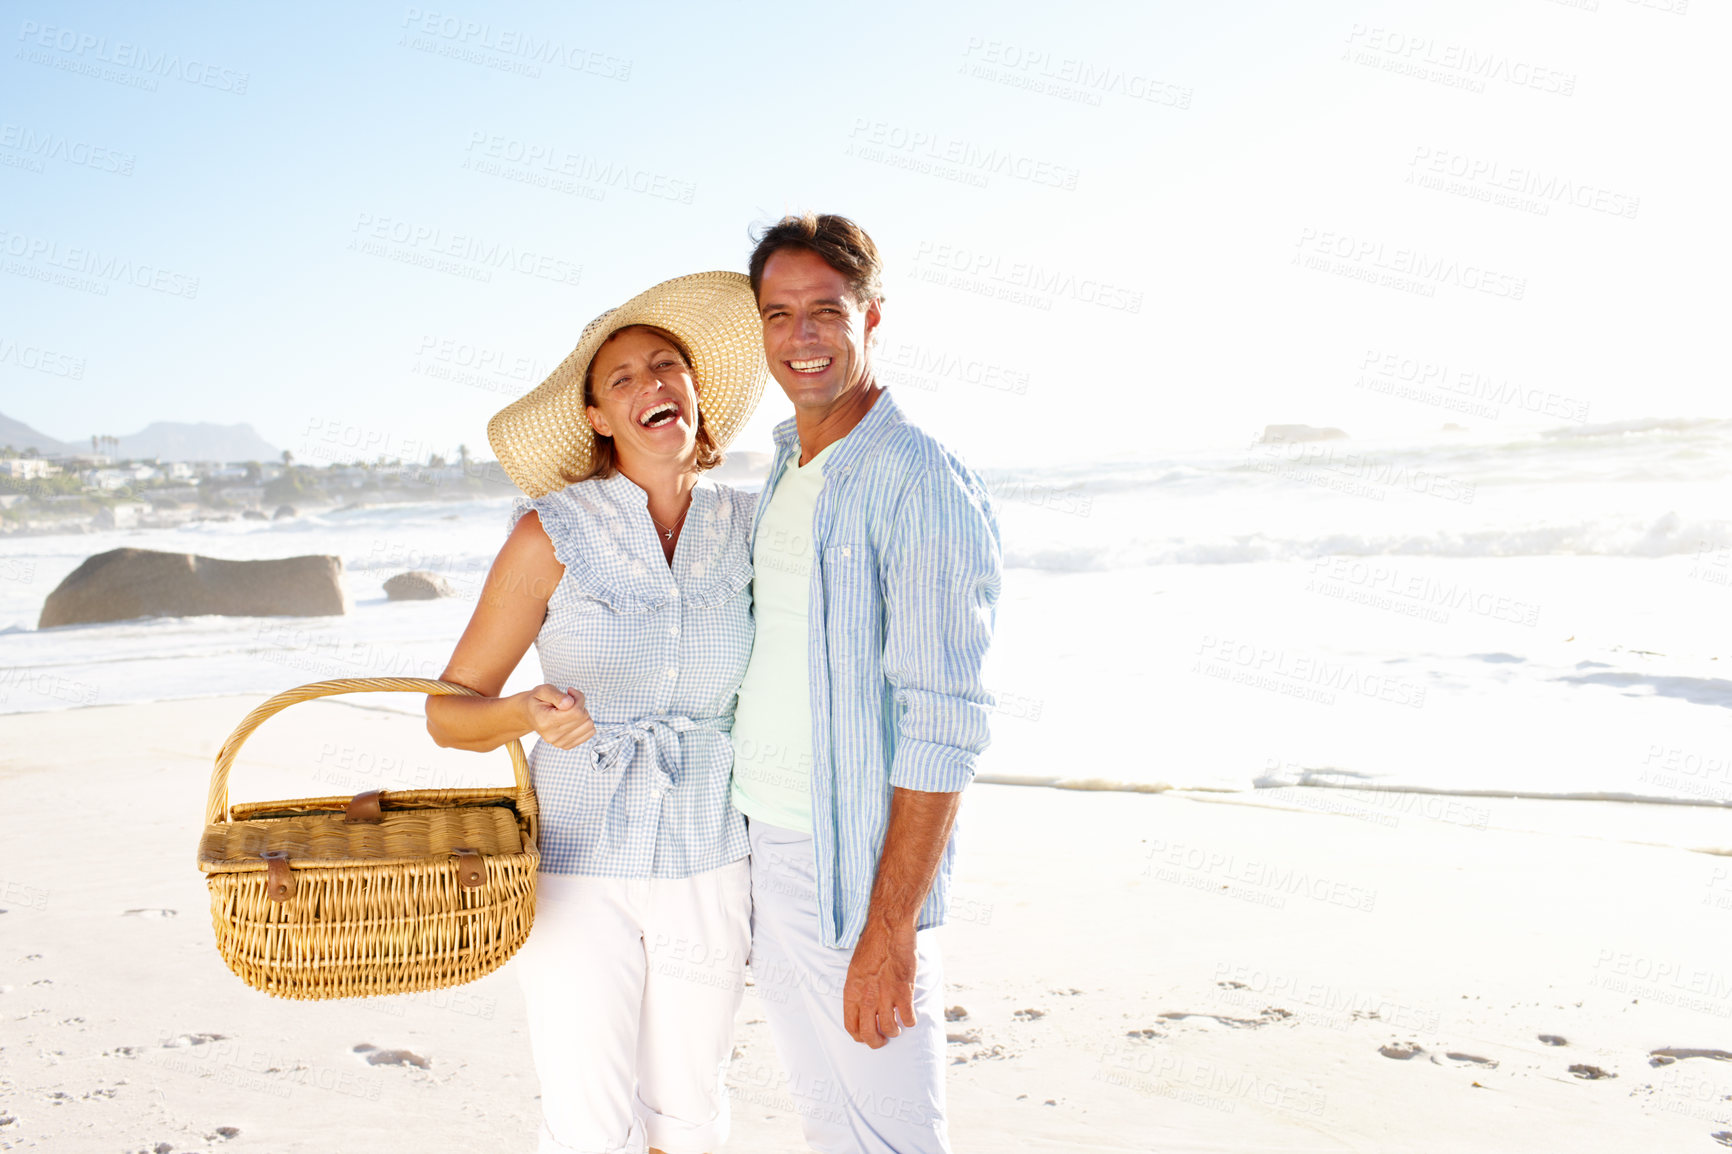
left=507, top=472, right=756, bottom=879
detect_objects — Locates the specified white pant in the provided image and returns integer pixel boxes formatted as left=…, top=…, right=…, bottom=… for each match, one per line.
left=513, top=860, right=751, bottom=1154
left=747, top=820, right=951, bottom=1154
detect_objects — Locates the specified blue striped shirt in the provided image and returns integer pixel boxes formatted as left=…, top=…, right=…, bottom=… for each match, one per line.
left=507, top=473, right=755, bottom=878
left=748, top=389, right=1002, bottom=949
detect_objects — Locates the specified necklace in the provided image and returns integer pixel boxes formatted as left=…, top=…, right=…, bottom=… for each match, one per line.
left=649, top=502, right=690, bottom=542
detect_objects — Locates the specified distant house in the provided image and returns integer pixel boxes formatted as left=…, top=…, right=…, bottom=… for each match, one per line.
left=93, top=463, right=160, bottom=485
left=85, top=468, right=142, bottom=491
left=0, top=458, right=58, bottom=480
left=98, top=501, right=149, bottom=529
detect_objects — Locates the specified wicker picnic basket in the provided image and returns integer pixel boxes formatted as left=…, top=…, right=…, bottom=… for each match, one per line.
left=196, top=677, right=539, bottom=1000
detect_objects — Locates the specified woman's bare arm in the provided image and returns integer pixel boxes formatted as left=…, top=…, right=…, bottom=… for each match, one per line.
left=425, top=510, right=595, bottom=752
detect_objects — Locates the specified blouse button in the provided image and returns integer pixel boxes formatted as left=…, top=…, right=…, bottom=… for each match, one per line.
left=666, top=667, right=678, bottom=679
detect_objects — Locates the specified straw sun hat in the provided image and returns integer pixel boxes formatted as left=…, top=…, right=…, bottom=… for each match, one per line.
left=487, top=270, right=768, bottom=498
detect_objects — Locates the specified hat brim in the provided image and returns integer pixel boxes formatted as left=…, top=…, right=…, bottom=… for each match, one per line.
left=488, top=270, right=767, bottom=498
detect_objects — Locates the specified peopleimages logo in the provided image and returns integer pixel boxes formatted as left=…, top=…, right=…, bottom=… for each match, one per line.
left=347, top=212, right=582, bottom=287
left=398, top=8, right=630, bottom=80
left=1342, top=25, right=1576, bottom=96
left=15, top=20, right=250, bottom=93
left=911, top=241, right=1143, bottom=313
left=0, top=228, right=199, bottom=298
left=0, top=124, right=135, bottom=175
left=0, top=336, right=86, bottom=379
left=1294, top=228, right=1526, bottom=301
left=847, top=120, right=1080, bottom=190
left=1407, top=147, right=1640, bottom=220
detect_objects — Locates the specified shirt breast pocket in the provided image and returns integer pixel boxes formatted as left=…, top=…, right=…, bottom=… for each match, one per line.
left=821, top=543, right=882, bottom=677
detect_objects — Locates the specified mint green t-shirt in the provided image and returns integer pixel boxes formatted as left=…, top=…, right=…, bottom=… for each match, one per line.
left=730, top=440, right=839, bottom=832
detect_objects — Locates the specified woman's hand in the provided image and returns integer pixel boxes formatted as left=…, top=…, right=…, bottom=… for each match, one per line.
left=521, top=684, right=596, bottom=750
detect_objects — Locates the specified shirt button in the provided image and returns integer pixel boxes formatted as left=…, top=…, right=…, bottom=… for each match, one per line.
left=842, top=547, right=851, bottom=557
left=668, top=626, right=679, bottom=637
left=666, top=667, right=678, bottom=678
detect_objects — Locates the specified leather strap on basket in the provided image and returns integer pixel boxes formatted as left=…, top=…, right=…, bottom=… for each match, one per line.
left=344, top=789, right=384, bottom=824
left=203, top=678, right=534, bottom=828
left=451, top=848, right=486, bottom=889
left=261, top=850, right=296, bottom=901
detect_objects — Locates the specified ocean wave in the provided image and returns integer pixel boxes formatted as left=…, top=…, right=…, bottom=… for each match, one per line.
left=1539, top=415, right=1732, bottom=441
left=1003, top=512, right=1732, bottom=569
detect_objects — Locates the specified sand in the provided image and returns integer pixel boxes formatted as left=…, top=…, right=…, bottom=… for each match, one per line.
left=2, top=695, right=1728, bottom=1152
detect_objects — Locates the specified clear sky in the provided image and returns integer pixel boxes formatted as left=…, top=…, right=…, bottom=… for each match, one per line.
left=2, top=0, right=1725, bottom=468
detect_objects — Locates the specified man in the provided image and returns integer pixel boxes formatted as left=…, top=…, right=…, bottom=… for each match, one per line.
left=729, top=213, right=1001, bottom=1153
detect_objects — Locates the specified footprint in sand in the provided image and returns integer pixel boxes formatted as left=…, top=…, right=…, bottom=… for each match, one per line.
left=161, top=1033, right=227, bottom=1049
left=946, top=1030, right=981, bottom=1045
left=949, top=1044, right=1009, bottom=1066
left=1161, top=1008, right=1291, bottom=1030
left=1013, top=1008, right=1046, bottom=1021
left=1568, top=1064, right=1615, bottom=1080
left=1711, top=1132, right=1732, bottom=1147
left=363, top=1048, right=431, bottom=1068
left=1379, top=1043, right=1425, bottom=1060
left=1649, top=1048, right=1732, bottom=1066
left=1439, top=1052, right=1498, bottom=1069
left=1538, top=1034, right=1568, bottom=1046
left=944, top=1005, right=969, bottom=1022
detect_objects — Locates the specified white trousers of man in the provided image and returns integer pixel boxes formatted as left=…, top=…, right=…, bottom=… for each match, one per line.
left=513, top=861, right=751, bottom=1154
left=747, top=820, right=951, bottom=1154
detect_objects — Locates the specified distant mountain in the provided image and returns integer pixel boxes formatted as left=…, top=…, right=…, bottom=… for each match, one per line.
left=0, top=411, right=80, bottom=455
left=117, top=421, right=281, bottom=463
left=0, top=411, right=281, bottom=462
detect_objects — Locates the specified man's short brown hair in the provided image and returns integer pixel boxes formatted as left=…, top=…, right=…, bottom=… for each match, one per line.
left=748, top=213, right=884, bottom=307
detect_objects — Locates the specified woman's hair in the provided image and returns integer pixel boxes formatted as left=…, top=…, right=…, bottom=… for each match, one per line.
left=575, top=324, right=722, bottom=482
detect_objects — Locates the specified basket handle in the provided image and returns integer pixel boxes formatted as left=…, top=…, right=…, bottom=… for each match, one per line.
left=204, top=677, right=532, bottom=826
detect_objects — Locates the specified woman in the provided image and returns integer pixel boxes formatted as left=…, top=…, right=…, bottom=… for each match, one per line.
left=424, top=271, right=768, bottom=1154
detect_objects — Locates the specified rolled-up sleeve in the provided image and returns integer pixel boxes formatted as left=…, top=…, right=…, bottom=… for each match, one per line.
left=880, top=462, right=1002, bottom=793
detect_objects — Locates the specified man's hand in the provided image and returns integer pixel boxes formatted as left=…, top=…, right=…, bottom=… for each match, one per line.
left=840, top=787, right=961, bottom=1047
left=520, top=684, right=595, bottom=749
left=843, top=917, right=919, bottom=1048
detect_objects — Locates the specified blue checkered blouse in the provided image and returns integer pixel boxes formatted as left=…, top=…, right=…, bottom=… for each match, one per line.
left=507, top=472, right=754, bottom=877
